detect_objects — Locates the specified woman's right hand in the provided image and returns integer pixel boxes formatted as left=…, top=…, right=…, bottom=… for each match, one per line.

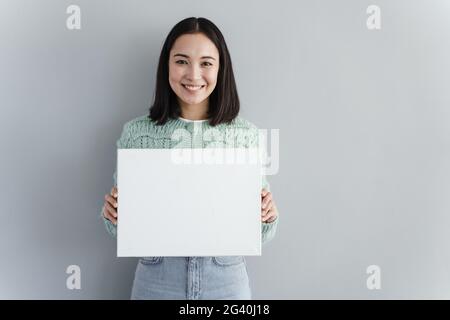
left=103, top=186, right=118, bottom=225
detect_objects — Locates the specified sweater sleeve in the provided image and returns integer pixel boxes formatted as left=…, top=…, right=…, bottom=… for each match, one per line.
left=101, top=121, right=133, bottom=238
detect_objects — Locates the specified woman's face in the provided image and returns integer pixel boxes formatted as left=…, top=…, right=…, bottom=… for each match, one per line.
left=168, top=33, right=220, bottom=108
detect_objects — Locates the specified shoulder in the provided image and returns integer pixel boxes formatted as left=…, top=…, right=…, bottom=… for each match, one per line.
left=218, top=116, right=260, bottom=139
left=226, top=116, right=261, bottom=140
left=219, top=116, right=262, bottom=148
left=121, top=115, right=154, bottom=133
left=120, top=114, right=177, bottom=138
left=229, top=116, right=259, bottom=131
left=117, top=115, right=178, bottom=148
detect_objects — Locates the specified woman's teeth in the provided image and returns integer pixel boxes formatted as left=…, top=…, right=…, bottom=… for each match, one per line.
left=182, top=84, right=205, bottom=91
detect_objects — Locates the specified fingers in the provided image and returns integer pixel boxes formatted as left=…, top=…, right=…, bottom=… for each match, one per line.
left=264, top=213, right=277, bottom=223
left=262, top=206, right=277, bottom=223
left=105, top=201, right=118, bottom=218
left=261, top=199, right=273, bottom=218
left=261, top=188, right=269, bottom=197
left=261, top=192, right=272, bottom=210
left=261, top=199, right=273, bottom=215
left=103, top=203, right=117, bottom=225
left=104, top=195, right=117, bottom=226
left=104, top=187, right=118, bottom=225
left=261, top=191, right=278, bottom=223
left=105, top=194, right=118, bottom=208
left=111, top=187, right=118, bottom=198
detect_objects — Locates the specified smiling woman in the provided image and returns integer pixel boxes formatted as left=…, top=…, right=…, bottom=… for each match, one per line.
left=102, top=16, right=279, bottom=300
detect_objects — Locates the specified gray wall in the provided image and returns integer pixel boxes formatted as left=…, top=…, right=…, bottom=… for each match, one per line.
left=1, top=0, right=449, bottom=299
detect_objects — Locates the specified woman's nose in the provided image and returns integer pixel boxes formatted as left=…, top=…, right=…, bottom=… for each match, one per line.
left=186, top=64, right=202, bottom=80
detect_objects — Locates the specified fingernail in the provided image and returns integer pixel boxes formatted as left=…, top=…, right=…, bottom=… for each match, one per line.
left=114, top=203, right=117, bottom=208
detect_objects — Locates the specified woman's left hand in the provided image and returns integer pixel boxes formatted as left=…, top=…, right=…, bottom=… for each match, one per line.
left=261, top=189, right=278, bottom=223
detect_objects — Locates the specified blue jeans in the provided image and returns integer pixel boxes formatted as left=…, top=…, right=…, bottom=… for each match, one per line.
left=130, top=256, right=252, bottom=300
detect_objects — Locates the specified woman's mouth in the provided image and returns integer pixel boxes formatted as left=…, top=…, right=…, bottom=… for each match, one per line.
left=182, top=84, right=206, bottom=92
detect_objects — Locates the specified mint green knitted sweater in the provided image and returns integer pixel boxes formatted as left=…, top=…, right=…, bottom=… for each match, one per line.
left=101, top=115, right=278, bottom=245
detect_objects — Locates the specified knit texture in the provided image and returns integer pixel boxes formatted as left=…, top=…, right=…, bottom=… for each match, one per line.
left=101, top=115, right=278, bottom=245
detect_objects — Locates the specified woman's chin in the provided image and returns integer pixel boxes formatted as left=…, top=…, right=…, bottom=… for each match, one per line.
left=180, top=97, right=206, bottom=106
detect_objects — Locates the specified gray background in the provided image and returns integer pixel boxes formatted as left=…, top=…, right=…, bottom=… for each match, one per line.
left=0, top=0, right=449, bottom=299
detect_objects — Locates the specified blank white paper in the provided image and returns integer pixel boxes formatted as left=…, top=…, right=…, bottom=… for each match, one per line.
left=117, top=148, right=262, bottom=257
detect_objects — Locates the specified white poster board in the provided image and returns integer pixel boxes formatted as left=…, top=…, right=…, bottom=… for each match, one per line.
left=117, top=148, right=262, bottom=257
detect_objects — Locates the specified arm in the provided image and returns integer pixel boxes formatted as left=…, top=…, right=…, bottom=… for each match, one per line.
left=101, top=121, right=133, bottom=238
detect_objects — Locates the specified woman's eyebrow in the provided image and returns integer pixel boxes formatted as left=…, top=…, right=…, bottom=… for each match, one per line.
left=173, top=53, right=216, bottom=60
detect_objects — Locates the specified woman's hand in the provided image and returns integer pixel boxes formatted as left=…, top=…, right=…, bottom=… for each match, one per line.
left=103, top=187, right=277, bottom=225
left=261, top=188, right=278, bottom=223
left=103, top=186, right=118, bottom=225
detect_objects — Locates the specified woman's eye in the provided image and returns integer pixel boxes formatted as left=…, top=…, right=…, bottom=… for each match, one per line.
left=202, top=62, right=213, bottom=67
left=175, top=60, right=188, bottom=65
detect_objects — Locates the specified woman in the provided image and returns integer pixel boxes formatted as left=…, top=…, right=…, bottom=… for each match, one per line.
left=102, top=17, right=279, bottom=300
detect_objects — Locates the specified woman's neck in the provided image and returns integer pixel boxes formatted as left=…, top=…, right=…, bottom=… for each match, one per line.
left=178, top=99, right=209, bottom=121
